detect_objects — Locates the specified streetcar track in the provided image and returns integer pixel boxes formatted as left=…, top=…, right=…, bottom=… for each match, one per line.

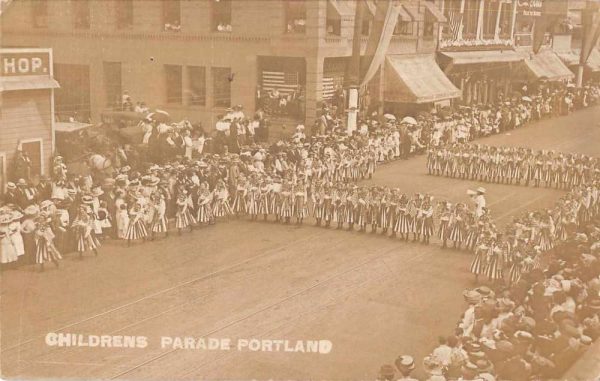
left=1, top=231, right=326, bottom=354
left=108, top=245, right=434, bottom=379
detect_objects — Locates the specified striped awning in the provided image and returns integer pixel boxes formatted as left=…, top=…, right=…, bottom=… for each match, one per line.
left=520, top=50, right=574, bottom=81
left=384, top=54, right=461, bottom=104
left=0, top=76, right=60, bottom=92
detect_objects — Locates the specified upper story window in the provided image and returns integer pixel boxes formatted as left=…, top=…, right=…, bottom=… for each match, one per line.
left=394, top=20, right=413, bottom=36
left=32, top=0, right=48, bottom=28
left=165, top=65, right=183, bottom=104
left=462, top=0, right=480, bottom=38
left=116, top=0, right=134, bottom=30
left=72, top=0, right=91, bottom=30
left=497, top=1, right=512, bottom=39
left=423, top=13, right=434, bottom=36
left=212, top=67, right=232, bottom=108
left=212, top=0, right=232, bottom=32
left=188, top=66, right=206, bottom=106
left=285, top=0, right=306, bottom=33
left=163, top=0, right=181, bottom=32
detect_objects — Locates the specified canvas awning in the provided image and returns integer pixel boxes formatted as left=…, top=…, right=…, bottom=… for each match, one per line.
left=327, top=0, right=353, bottom=20
left=520, top=50, right=574, bottom=81
left=0, top=76, right=60, bottom=92
left=423, top=1, right=447, bottom=22
left=54, top=121, right=94, bottom=133
left=384, top=54, right=461, bottom=103
left=440, top=50, right=523, bottom=65
left=584, top=48, right=600, bottom=72
left=555, top=50, right=580, bottom=66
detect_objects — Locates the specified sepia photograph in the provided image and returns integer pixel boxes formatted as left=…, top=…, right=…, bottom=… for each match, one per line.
left=1, top=0, right=600, bottom=380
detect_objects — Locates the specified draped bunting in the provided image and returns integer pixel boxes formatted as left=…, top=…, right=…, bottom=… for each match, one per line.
left=359, top=0, right=400, bottom=90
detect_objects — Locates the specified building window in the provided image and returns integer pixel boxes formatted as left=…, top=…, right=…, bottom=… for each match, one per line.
left=423, top=10, right=434, bottom=37
left=462, top=0, right=479, bottom=38
left=188, top=66, right=206, bottom=106
left=53, top=63, right=91, bottom=122
left=165, top=65, right=183, bottom=104
left=116, top=0, right=134, bottom=29
left=163, top=0, right=181, bottom=31
left=32, top=0, right=48, bottom=28
left=212, top=0, right=232, bottom=32
left=104, top=62, right=122, bottom=109
left=394, top=20, right=413, bottom=36
left=72, top=0, right=91, bottom=29
left=361, top=19, right=371, bottom=36
left=498, top=2, right=512, bottom=39
left=285, top=0, right=306, bottom=33
left=212, top=67, right=231, bottom=108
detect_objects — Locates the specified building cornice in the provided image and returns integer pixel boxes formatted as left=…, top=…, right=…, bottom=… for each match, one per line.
left=2, top=28, right=271, bottom=43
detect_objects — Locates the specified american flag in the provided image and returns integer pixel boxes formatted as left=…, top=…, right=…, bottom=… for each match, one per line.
left=261, top=71, right=299, bottom=95
left=447, top=9, right=463, bottom=40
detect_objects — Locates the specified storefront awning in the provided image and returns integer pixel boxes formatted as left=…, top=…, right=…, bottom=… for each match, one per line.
left=585, top=48, right=600, bottom=72
left=327, top=0, right=354, bottom=20
left=555, top=50, right=580, bottom=66
left=440, top=50, right=523, bottom=65
left=55, top=121, right=94, bottom=133
left=520, top=50, right=574, bottom=81
left=0, top=76, right=60, bottom=92
left=384, top=54, right=461, bottom=103
left=423, top=1, right=447, bottom=22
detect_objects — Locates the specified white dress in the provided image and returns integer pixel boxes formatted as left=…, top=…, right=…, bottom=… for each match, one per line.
left=9, top=221, right=25, bottom=256
left=0, top=226, right=18, bottom=264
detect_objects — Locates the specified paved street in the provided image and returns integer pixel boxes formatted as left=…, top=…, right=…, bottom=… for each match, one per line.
left=1, top=107, right=599, bottom=380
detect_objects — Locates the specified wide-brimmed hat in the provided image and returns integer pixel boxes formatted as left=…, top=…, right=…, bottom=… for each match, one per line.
left=81, top=195, right=94, bottom=204
left=23, top=205, right=40, bottom=216
left=477, top=187, right=486, bottom=194
left=91, top=187, right=104, bottom=197
left=394, top=355, right=415, bottom=371
left=6, top=182, right=16, bottom=190
left=40, top=200, right=55, bottom=209
left=17, top=178, right=27, bottom=186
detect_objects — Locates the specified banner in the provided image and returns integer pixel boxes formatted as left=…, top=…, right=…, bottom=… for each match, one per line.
left=581, top=9, right=600, bottom=65
left=359, top=0, right=399, bottom=89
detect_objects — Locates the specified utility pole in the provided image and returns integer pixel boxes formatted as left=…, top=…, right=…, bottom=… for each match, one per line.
left=346, top=0, right=364, bottom=136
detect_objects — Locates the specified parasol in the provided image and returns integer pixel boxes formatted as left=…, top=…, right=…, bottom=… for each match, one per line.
left=400, top=116, right=417, bottom=126
left=147, top=109, right=171, bottom=122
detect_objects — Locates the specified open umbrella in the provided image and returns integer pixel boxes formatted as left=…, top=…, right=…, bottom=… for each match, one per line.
left=400, top=116, right=417, bottom=126
left=522, top=96, right=532, bottom=102
left=147, top=109, right=171, bottom=123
